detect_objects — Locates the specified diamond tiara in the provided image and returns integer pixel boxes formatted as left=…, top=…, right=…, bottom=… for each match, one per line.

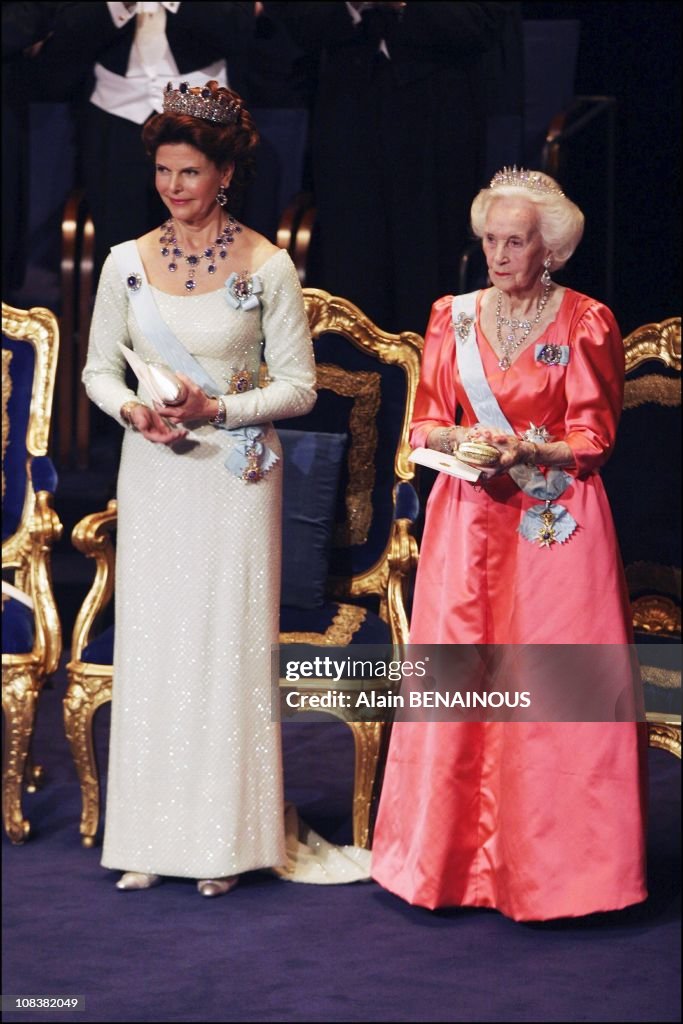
left=490, top=166, right=564, bottom=196
left=162, top=81, right=241, bottom=125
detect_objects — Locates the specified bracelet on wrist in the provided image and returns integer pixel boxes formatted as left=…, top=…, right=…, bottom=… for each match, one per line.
left=209, top=396, right=227, bottom=427
left=438, top=428, right=455, bottom=455
left=120, top=400, right=143, bottom=427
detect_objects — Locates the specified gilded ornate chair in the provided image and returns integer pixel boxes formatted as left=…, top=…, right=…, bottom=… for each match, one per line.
left=603, top=316, right=681, bottom=758
left=2, top=303, right=62, bottom=842
left=64, top=290, right=422, bottom=848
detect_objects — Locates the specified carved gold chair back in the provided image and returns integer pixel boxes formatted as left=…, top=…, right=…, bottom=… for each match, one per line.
left=608, top=317, right=681, bottom=757
left=2, top=303, right=62, bottom=842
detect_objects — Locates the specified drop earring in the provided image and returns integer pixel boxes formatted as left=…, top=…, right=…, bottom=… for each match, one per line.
left=216, top=184, right=229, bottom=207
left=541, top=256, right=552, bottom=287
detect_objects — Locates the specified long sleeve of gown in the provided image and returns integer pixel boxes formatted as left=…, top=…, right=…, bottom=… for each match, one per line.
left=409, top=296, right=456, bottom=449
left=219, top=253, right=317, bottom=428
left=82, top=253, right=139, bottom=426
left=562, top=299, right=624, bottom=477
left=83, top=250, right=317, bottom=429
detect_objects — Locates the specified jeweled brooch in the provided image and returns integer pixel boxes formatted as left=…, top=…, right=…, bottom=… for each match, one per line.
left=522, top=422, right=552, bottom=444
left=453, top=312, right=474, bottom=341
left=535, top=343, right=569, bottom=366
left=242, top=448, right=264, bottom=483
left=225, top=368, right=254, bottom=394
left=225, top=271, right=263, bottom=310
left=126, top=273, right=142, bottom=292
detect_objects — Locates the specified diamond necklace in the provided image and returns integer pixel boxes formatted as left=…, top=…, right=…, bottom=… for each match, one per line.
left=159, top=215, right=241, bottom=291
left=495, top=280, right=552, bottom=370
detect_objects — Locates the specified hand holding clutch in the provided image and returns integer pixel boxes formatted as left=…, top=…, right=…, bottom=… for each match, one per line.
left=454, top=440, right=501, bottom=469
left=146, top=363, right=188, bottom=406
left=118, top=344, right=188, bottom=406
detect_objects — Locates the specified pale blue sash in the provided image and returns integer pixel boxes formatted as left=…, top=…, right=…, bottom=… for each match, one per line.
left=110, top=241, right=277, bottom=481
left=111, top=241, right=223, bottom=396
left=451, top=292, right=514, bottom=434
left=451, top=293, right=577, bottom=547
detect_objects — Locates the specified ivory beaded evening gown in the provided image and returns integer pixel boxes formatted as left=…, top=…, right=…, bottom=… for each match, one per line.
left=84, top=248, right=317, bottom=878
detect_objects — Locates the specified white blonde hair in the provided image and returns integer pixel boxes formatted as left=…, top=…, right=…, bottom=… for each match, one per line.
left=470, top=170, right=585, bottom=269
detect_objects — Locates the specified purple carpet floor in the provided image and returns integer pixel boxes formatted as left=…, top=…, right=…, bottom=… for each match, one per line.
left=2, top=670, right=680, bottom=1023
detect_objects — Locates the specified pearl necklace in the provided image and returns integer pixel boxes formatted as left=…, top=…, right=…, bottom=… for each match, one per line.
left=495, top=281, right=552, bottom=370
left=159, top=216, right=241, bottom=291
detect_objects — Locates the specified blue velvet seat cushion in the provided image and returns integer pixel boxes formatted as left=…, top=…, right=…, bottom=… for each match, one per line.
left=395, top=480, right=420, bottom=522
left=32, top=455, right=58, bottom=494
left=82, top=624, right=115, bottom=665
left=2, top=596, right=35, bottom=654
left=2, top=335, right=35, bottom=540
left=279, top=429, right=347, bottom=610
left=643, top=679, right=682, bottom=716
left=276, top=338, right=407, bottom=578
left=603, top=394, right=681, bottom=570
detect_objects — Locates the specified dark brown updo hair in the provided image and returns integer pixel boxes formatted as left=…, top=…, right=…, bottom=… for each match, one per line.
left=142, top=82, right=259, bottom=213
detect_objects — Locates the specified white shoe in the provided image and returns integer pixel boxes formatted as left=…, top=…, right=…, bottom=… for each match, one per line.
left=116, top=871, right=161, bottom=891
left=196, top=876, right=238, bottom=898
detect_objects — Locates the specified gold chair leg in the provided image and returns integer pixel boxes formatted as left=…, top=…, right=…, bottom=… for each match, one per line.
left=64, top=669, right=112, bottom=847
left=2, top=667, right=40, bottom=843
left=347, top=720, right=384, bottom=849
left=24, top=753, right=46, bottom=793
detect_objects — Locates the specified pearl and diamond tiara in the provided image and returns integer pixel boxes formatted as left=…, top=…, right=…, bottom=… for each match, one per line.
left=490, top=166, right=564, bottom=196
left=162, top=81, right=241, bottom=125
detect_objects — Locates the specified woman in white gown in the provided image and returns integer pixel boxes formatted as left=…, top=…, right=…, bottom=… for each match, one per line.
left=83, top=81, right=317, bottom=896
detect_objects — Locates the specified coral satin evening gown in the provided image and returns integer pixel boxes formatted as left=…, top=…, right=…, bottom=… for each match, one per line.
left=371, top=289, right=648, bottom=920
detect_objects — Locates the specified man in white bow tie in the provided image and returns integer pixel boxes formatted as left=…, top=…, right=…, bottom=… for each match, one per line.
left=35, top=2, right=252, bottom=277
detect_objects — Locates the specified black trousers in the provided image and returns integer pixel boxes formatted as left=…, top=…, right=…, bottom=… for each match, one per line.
left=82, top=103, right=167, bottom=280
left=308, top=58, right=485, bottom=336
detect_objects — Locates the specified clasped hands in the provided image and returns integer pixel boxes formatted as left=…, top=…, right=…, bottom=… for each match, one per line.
left=124, top=374, right=216, bottom=445
left=467, top=424, right=536, bottom=472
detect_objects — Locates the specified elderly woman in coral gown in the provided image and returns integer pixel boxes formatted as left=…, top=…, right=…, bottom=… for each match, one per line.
left=371, top=168, right=647, bottom=921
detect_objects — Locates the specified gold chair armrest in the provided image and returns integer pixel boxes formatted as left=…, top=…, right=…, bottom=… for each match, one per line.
left=28, top=491, right=63, bottom=676
left=70, top=500, right=118, bottom=661
left=386, top=516, right=419, bottom=649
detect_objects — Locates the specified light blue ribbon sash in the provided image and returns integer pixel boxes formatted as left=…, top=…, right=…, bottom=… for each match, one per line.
left=112, top=241, right=222, bottom=397
left=452, top=292, right=514, bottom=435
left=110, top=241, right=277, bottom=480
left=451, top=293, right=577, bottom=547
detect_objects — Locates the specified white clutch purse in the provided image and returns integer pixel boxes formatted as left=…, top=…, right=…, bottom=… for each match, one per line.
left=409, top=447, right=482, bottom=482
left=118, top=344, right=187, bottom=405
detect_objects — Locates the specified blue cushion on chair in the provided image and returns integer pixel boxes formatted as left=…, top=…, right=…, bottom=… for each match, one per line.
left=2, top=335, right=35, bottom=540
left=279, top=429, right=347, bottom=610
left=31, top=455, right=58, bottom=494
left=2, top=596, right=35, bottom=654
left=82, top=624, right=115, bottom=665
